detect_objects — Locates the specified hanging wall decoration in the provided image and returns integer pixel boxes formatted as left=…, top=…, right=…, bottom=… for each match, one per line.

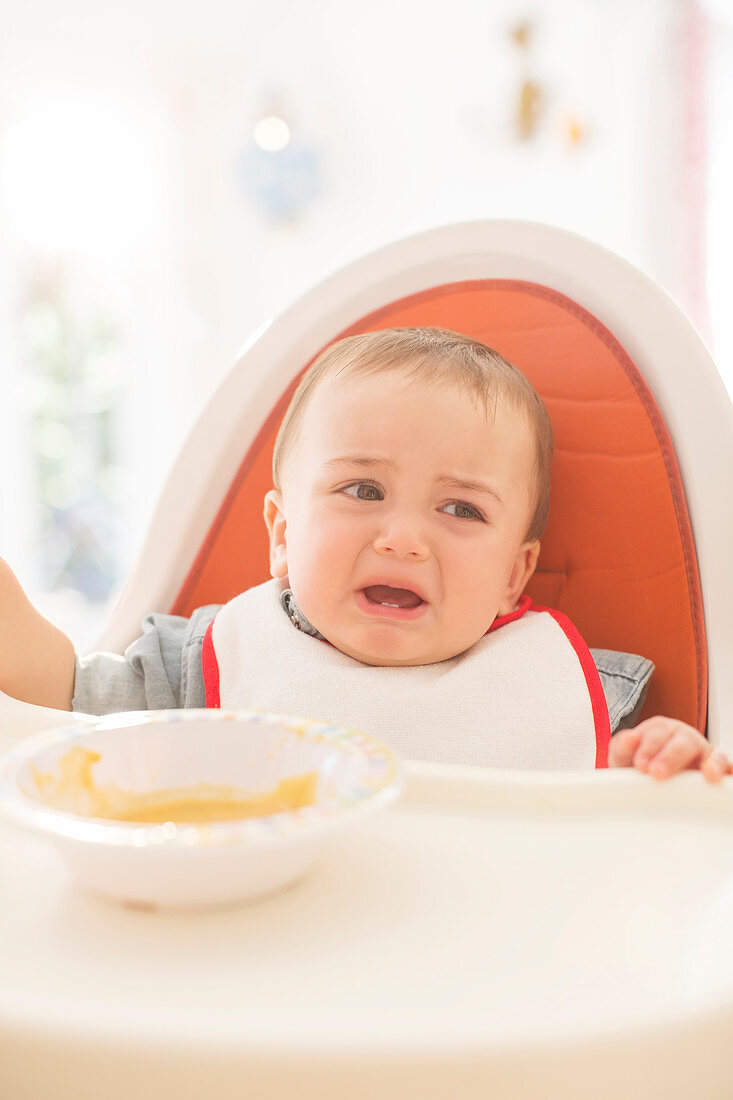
left=510, top=21, right=545, bottom=141
left=508, top=18, right=590, bottom=149
left=561, top=115, right=588, bottom=148
left=240, top=93, right=322, bottom=222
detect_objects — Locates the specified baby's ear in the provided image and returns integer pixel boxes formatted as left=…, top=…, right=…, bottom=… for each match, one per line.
left=498, top=540, right=541, bottom=616
left=263, top=490, right=288, bottom=579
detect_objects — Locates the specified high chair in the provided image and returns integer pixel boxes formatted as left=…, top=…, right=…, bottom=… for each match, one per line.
left=98, top=219, right=733, bottom=748
left=3, top=223, right=733, bottom=1100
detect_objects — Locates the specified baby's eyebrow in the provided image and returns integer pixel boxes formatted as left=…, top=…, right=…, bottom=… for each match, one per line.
left=437, top=475, right=504, bottom=505
left=324, top=454, right=396, bottom=470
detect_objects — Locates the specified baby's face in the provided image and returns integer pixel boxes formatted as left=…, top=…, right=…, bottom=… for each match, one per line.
left=264, top=370, right=540, bottom=665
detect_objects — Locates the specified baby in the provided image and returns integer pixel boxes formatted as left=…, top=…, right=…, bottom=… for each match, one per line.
left=0, top=327, right=727, bottom=780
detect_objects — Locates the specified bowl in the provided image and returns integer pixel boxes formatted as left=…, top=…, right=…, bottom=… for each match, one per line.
left=0, top=709, right=402, bottom=909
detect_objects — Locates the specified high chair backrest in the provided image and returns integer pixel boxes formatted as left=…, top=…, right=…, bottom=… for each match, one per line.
left=98, top=222, right=733, bottom=744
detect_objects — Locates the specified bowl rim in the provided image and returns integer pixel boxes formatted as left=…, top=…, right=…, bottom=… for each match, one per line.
left=0, top=708, right=403, bottom=850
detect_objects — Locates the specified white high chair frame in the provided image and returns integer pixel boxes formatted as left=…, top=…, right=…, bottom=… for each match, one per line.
left=99, top=220, right=733, bottom=750
left=3, top=223, right=733, bottom=1100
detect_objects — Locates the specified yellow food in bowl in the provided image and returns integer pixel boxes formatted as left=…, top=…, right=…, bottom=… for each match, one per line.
left=31, top=746, right=318, bottom=824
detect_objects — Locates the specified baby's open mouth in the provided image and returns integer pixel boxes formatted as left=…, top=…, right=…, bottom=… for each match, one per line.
left=362, top=585, right=425, bottom=610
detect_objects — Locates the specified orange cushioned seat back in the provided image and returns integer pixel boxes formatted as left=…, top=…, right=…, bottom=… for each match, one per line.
left=172, top=281, right=707, bottom=731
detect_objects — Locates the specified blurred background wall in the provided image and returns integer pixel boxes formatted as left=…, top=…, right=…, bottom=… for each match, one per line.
left=0, top=0, right=729, bottom=649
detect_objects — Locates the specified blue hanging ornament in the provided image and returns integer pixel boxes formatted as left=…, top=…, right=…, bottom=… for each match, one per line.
left=240, top=100, right=322, bottom=222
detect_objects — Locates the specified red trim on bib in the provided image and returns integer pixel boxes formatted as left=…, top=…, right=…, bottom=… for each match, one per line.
left=202, top=621, right=221, bottom=708
left=532, top=603, right=611, bottom=769
left=488, top=593, right=533, bottom=633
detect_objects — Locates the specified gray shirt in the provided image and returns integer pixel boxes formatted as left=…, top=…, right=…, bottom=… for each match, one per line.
left=73, top=604, right=654, bottom=734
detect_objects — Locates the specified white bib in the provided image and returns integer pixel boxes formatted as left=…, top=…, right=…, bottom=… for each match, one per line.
left=202, top=579, right=609, bottom=770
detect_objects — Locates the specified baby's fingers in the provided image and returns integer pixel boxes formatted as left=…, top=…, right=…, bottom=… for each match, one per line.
left=641, top=729, right=727, bottom=781
left=630, top=717, right=688, bottom=771
left=700, top=749, right=729, bottom=785
left=608, top=728, right=642, bottom=768
left=643, top=729, right=701, bottom=778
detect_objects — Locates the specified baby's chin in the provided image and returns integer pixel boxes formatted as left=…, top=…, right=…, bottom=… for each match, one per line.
left=299, top=596, right=489, bottom=666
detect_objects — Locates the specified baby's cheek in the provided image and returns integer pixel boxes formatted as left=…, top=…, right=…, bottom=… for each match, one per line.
left=454, top=610, right=496, bottom=654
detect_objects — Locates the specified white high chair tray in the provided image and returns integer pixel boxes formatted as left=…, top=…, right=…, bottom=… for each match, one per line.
left=2, top=761, right=733, bottom=1100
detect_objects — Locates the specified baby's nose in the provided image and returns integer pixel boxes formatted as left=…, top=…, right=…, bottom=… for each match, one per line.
left=373, top=515, right=430, bottom=560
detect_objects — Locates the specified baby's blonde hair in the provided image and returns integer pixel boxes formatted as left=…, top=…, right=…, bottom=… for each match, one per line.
left=273, top=327, right=554, bottom=542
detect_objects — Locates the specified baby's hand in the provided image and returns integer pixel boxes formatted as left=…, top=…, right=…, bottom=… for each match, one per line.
left=609, top=716, right=731, bottom=783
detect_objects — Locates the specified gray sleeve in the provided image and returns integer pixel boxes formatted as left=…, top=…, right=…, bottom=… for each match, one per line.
left=72, top=605, right=220, bottom=715
left=590, top=648, right=655, bottom=734
left=180, top=605, right=220, bottom=708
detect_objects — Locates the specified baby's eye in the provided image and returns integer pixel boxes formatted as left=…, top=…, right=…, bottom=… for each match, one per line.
left=342, top=481, right=384, bottom=501
left=441, top=501, right=485, bottom=521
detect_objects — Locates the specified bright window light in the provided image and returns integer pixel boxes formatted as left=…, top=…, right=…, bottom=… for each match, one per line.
left=0, top=92, right=165, bottom=260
